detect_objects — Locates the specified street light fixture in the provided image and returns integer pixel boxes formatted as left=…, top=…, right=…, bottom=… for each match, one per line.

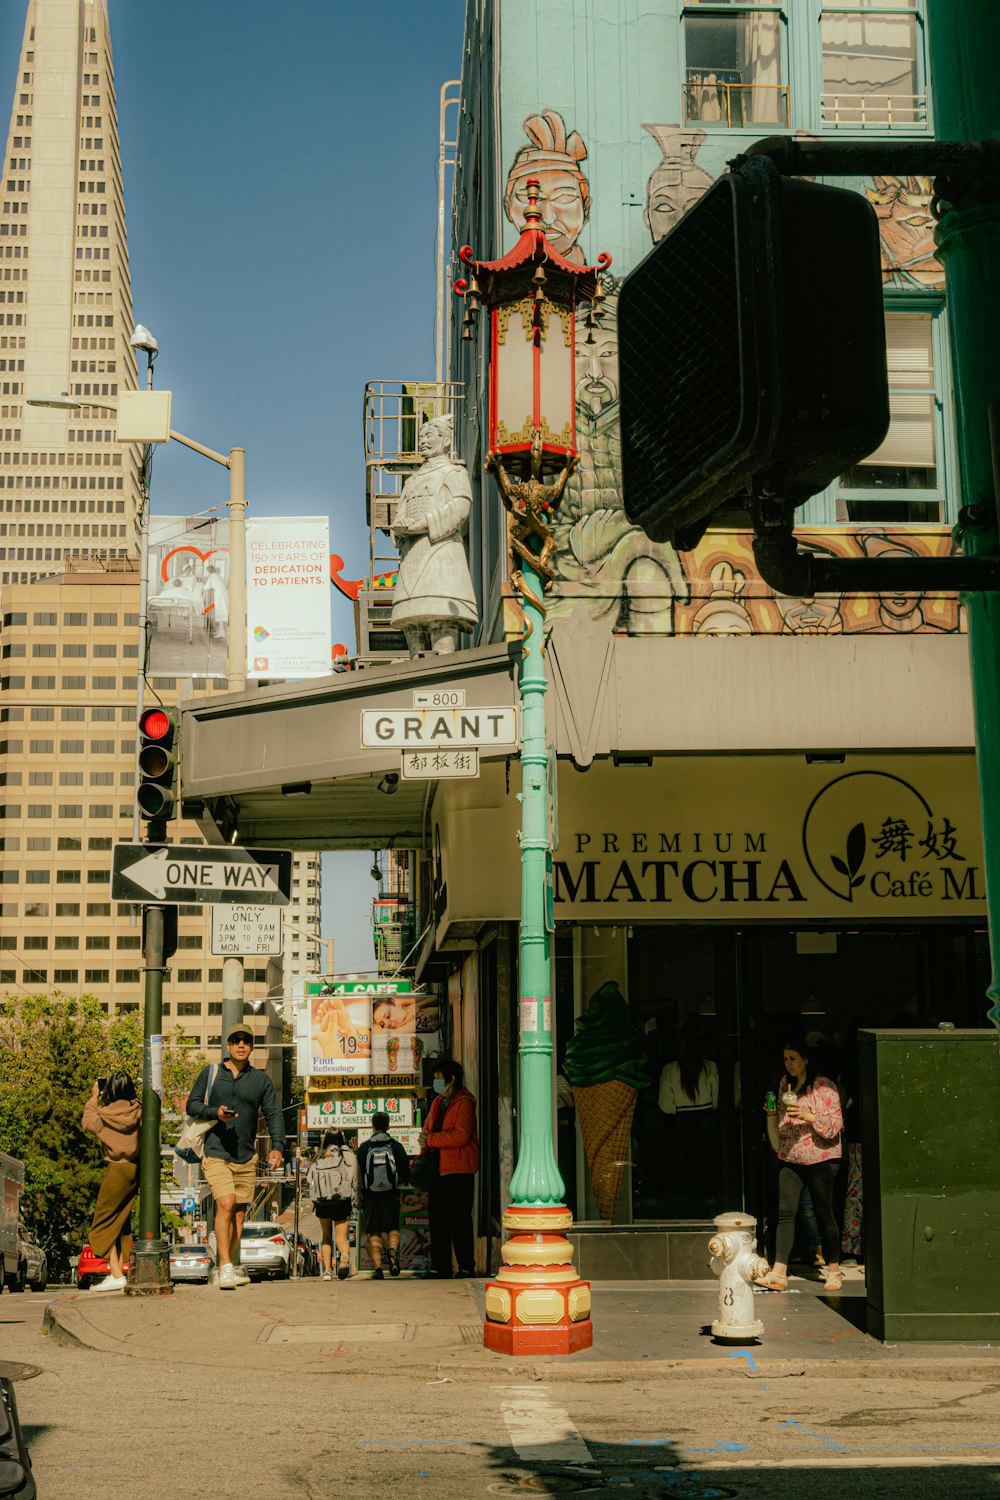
left=27, top=378, right=249, bottom=1295
left=455, top=179, right=608, bottom=1355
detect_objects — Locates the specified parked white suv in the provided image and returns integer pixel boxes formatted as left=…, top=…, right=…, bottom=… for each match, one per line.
left=238, top=1222, right=301, bottom=1281
left=17, top=1224, right=46, bottom=1292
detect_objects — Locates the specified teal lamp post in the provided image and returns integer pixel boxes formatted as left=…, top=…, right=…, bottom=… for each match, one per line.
left=455, top=179, right=609, bottom=1353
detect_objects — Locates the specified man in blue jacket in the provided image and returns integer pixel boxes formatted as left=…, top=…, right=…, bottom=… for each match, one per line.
left=185, top=1026, right=286, bottom=1290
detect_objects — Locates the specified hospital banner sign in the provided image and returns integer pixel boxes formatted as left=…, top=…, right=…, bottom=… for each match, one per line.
left=246, top=516, right=331, bottom=679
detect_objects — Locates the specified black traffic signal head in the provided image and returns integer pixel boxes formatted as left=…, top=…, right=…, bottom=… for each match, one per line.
left=137, top=705, right=178, bottom=821
left=619, top=152, right=890, bottom=548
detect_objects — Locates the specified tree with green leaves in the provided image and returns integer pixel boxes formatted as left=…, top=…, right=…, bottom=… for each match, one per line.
left=0, top=993, right=204, bottom=1276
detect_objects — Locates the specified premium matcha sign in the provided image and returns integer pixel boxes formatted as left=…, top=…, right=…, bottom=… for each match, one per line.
left=549, top=759, right=985, bottom=921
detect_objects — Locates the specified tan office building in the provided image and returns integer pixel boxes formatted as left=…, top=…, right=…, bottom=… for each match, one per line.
left=1, top=563, right=322, bottom=1048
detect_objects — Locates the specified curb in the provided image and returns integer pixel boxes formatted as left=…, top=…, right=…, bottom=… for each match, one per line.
left=40, top=1299, right=1000, bottom=1382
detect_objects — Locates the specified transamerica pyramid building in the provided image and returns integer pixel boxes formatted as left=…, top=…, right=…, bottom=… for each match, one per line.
left=0, top=0, right=143, bottom=588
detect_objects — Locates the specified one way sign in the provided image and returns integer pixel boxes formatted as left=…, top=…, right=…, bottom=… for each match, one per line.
left=111, top=844, right=292, bottom=906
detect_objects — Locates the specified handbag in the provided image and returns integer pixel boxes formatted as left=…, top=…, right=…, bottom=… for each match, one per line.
left=174, top=1064, right=219, bottom=1165
left=410, top=1148, right=439, bottom=1192
left=409, top=1094, right=441, bottom=1191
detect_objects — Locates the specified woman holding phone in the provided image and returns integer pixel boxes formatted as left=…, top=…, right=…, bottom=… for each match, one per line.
left=756, top=1038, right=844, bottom=1293
left=82, top=1071, right=141, bottom=1292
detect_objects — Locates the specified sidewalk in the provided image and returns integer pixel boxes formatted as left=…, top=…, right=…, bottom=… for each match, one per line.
left=43, top=1269, right=1000, bottom=1382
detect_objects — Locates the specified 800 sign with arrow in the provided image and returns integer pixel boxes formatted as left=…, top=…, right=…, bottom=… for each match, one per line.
left=111, top=843, right=292, bottom=906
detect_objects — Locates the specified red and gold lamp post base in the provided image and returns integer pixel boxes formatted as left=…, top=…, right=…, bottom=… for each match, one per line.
left=483, top=1205, right=593, bottom=1355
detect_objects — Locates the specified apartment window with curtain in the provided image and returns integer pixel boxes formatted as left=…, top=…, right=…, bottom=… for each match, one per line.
left=680, top=1, right=928, bottom=133
left=682, top=5, right=788, bottom=129
left=820, top=0, right=927, bottom=129
left=837, top=305, right=945, bottom=522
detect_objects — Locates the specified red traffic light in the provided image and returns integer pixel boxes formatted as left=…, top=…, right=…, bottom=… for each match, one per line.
left=139, top=707, right=172, bottom=740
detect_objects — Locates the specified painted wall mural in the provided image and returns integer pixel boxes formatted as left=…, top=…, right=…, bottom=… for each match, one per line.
left=867, top=174, right=944, bottom=289
left=672, top=526, right=962, bottom=636
left=642, top=124, right=714, bottom=244
left=503, top=109, right=591, bottom=264
left=500, top=110, right=954, bottom=637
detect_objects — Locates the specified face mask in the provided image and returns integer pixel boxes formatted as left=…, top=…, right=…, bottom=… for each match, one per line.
left=432, top=1078, right=447, bottom=1095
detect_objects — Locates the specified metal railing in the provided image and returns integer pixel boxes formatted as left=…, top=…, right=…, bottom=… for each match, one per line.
left=821, top=92, right=928, bottom=128
left=683, top=76, right=790, bottom=129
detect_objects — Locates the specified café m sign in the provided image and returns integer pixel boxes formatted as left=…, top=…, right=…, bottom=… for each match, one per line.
left=548, top=765, right=985, bottom=921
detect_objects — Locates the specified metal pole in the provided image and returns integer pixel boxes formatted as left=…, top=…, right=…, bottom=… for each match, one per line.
left=220, top=959, right=245, bottom=1062
left=220, top=446, right=248, bottom=1070
left=435, top=82, right=448, bottom=386
left=292, top=1151, right=301, bottom=1279
left=131, top=351, right=155, bottom=850
left=508, top=546, right=563, bottom=1207
left=927, top=0, right=1000, bottom=1032
left=129, top=904, right=173, bottom=1294
left=227, top=447, right=247, bottom=693
left=483, top=530, right=592, bottom=1354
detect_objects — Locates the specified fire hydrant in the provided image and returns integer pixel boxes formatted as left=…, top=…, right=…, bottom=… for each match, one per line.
left=708, top=1211, right=769, bottom=1342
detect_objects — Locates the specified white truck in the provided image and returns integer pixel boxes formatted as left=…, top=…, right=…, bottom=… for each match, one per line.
left=0, top=1153, right=26, bottom=1293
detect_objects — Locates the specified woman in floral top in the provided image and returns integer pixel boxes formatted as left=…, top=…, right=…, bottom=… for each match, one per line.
left=756, top=1038, right=844, bottom=1293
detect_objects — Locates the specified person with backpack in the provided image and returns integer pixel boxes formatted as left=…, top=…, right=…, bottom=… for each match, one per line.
left=355, top=1112, right=410, bottom=1279
left=305, top=1130, right=358, bottom=1281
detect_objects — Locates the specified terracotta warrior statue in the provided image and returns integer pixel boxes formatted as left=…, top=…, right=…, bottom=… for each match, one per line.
left=390, top=414, right=479, bottom=656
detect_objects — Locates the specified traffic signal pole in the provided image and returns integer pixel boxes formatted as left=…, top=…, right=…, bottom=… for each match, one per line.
left=927, top=0, right=1000, bottom=1031
left=129, top=903, right=174, bottom=1295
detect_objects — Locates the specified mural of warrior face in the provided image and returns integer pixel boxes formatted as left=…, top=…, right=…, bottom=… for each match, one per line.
left=504, top=109, right=591, bottom=264
left=642, top=125, right=715, bottom=244
left=575, top=289, right=620, bottom=420
left=867, top=175, right=944, bottom=288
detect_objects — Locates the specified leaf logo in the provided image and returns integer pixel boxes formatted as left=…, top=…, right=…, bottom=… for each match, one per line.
left=829, top=821, right=867, bottom=901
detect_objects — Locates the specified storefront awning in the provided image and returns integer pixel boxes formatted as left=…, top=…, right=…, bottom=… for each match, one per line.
left=179, top=643, right=519, bottom=849
left=180, top=614, right=973, bottom=851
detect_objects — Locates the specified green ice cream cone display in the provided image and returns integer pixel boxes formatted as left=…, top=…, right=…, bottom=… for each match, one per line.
left=564, top=982, right=650, bottom=1222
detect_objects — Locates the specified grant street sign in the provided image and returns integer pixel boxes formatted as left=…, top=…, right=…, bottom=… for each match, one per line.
left=401, top=747, right=479, bottom=780
left=360, top=705, right=518, bottom=749
left=111, top=844, right=292, bottom=905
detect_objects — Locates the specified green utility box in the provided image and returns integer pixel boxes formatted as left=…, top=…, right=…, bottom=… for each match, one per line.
left=861, top=1028, right=1000, bottom=1341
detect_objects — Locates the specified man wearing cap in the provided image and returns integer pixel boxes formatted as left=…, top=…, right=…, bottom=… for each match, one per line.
left=185, top=1027, right=286, bottom=1290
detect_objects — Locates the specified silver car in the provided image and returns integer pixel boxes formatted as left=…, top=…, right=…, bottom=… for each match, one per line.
left=17, top=1225, right=46, bottom=1292
left=168, top=1243, right=213, bottom=1284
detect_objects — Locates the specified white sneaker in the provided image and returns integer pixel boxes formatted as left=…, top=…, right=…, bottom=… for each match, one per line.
left=322, top=1271, right=333, bottom=1282
left=92, top=1274, right=127, bottom=1292
left=218, top=1263, right=236, bottom=1290
left=233, top=1266, right=250, bottom=1286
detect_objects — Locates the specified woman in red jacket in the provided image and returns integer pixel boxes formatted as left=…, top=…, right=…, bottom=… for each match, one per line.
left=418, top=1059, right=479, bottom=1277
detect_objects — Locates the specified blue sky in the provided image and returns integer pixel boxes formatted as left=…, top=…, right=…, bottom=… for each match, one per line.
left=0, top=0, right=466, bottom=971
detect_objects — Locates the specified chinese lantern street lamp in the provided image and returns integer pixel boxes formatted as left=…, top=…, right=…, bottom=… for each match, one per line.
left=456, top=179, right=610, bottom=1355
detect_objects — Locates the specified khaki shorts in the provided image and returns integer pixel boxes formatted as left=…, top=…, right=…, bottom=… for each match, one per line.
left=202, top=1154, right=257, bottom=1205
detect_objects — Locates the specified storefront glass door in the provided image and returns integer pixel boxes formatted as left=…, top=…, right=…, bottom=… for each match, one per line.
left=557, top=922, right=989, bottom=1227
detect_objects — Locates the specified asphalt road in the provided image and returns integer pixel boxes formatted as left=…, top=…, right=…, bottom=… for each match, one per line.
left=3, top=1289, right=1000, bottom=1499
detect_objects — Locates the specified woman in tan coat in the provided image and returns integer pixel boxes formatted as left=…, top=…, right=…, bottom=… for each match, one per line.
left=82, top=1071, right=141, bottom=1292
